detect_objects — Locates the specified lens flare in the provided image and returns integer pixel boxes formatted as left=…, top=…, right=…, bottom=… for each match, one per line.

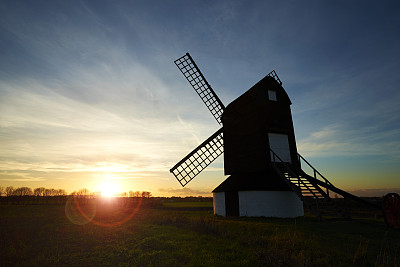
left=65, top=194, right=142, bottom=227
left=65, top=196, right=96, bottom=225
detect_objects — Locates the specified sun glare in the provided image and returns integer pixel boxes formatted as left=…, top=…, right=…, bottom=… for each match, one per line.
left=98, top=181, right=119, bottom=198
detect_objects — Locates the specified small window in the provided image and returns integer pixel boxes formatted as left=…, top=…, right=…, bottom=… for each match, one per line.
left=268, top=90, right=277, bottom=101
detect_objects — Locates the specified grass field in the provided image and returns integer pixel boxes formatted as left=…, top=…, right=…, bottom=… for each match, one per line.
left=162, top=201, right=213, bottom=208
left=0, top=200, right=399, bottom=266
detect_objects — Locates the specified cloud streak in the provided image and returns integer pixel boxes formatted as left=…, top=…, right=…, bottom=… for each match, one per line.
left=297, top=124, right=400, bottom=160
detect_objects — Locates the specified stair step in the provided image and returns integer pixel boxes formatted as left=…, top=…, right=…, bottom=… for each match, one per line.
left=301, top=188, right=317, bottom=191
left=274, top=162, right=350, bottom=220
left=290, top=179, right=311, bottom=183
left=292, top=182, right=313, bottom=186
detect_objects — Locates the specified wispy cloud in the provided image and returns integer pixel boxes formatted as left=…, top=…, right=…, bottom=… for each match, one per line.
left=0, top=177, right=45, bottom=182
left=297, top=124, right=400, bottom=159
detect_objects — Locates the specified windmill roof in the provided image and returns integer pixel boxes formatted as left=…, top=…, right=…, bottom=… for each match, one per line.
left=225, top=76, right=291, bottom=112
left=212, top=170, right=292, bottom=193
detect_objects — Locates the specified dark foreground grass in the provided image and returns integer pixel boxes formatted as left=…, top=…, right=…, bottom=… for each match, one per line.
left=0, top=202, right=399, bottom=266
left=162, top=201, right=213, bottom=208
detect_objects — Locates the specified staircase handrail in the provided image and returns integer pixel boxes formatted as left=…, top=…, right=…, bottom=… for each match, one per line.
left=297, top=153, right=333, bottom=187
left=269, top=149, right=302, bottom=197
left=271, top=150, right=381, bottom=211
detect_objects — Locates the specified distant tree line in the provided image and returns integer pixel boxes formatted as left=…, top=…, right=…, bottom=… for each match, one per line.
left=121, top=191, right=152, bottom=198
left=0, top=186, right=152, bottom=197
left=0, top=186, right=153, bottom=205
left=0, top=186, right=68, bottom=204
left=0, top=186, right=67, bottom=197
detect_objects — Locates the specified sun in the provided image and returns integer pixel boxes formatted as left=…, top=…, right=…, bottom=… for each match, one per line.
left=98, top=181, right=119, bottom=198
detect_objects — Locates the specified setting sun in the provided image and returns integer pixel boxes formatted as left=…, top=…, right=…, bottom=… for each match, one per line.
left=98, top=181, right=120, bottom=198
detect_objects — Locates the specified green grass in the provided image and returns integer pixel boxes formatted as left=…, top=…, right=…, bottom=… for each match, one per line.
left=162, top=201, right=213, bottom=208
left=0, top=203, right=399, bottom=266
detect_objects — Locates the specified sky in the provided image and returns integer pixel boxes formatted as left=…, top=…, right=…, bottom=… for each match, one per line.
left=0, top=0, right=399, bottom=197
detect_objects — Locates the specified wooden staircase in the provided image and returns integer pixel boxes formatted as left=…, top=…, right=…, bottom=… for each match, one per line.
left=270, top=150, right=380, bottom=220
left=273, top=161, right=349, bottom=220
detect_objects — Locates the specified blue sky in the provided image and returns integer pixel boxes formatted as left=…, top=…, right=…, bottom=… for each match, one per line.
left=0, top=0, right=399, bottom=196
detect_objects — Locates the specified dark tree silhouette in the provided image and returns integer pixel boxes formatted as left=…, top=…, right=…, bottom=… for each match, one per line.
left=5, top=186, right=14, bottom=197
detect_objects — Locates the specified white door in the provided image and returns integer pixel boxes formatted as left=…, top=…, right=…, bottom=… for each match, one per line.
left=268, top=133, right=291, bottom=163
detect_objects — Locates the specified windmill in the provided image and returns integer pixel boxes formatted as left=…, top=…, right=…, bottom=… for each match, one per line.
left=170, top=53, right=381, bottom=219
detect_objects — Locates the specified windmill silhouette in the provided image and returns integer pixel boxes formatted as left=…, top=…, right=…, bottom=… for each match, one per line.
left=171, top=53, right=380, bottom=219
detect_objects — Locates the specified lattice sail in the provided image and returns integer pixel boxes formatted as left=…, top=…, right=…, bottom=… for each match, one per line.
left=175, top=53, right=225, bottom=125
left=266, top=70, right=282, bottom=85
left=170, top=128, right=223, bottom=187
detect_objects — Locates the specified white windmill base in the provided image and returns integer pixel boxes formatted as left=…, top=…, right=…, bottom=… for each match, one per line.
left=213, top=191, right=304, bottom=218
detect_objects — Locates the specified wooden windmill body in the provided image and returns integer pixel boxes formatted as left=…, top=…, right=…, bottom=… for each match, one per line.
left=213, top=76, right=303, bottom=217
left=171, top=53, right=378, bottom=219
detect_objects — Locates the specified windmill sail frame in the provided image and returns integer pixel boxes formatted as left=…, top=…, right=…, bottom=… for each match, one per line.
left=170, top=127, right=223, bottom=187
left=175, top=53, right=225, bottom=125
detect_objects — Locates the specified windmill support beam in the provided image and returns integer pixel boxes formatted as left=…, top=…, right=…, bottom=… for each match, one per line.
left=306, top=176, right=381, bottom=209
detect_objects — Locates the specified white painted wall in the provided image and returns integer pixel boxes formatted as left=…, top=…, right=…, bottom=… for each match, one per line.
left=238, top=191, right=303, bottom=218
left=268, top=133, right=291, bottom=163
left=213, top=192, right=226, bottom=217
